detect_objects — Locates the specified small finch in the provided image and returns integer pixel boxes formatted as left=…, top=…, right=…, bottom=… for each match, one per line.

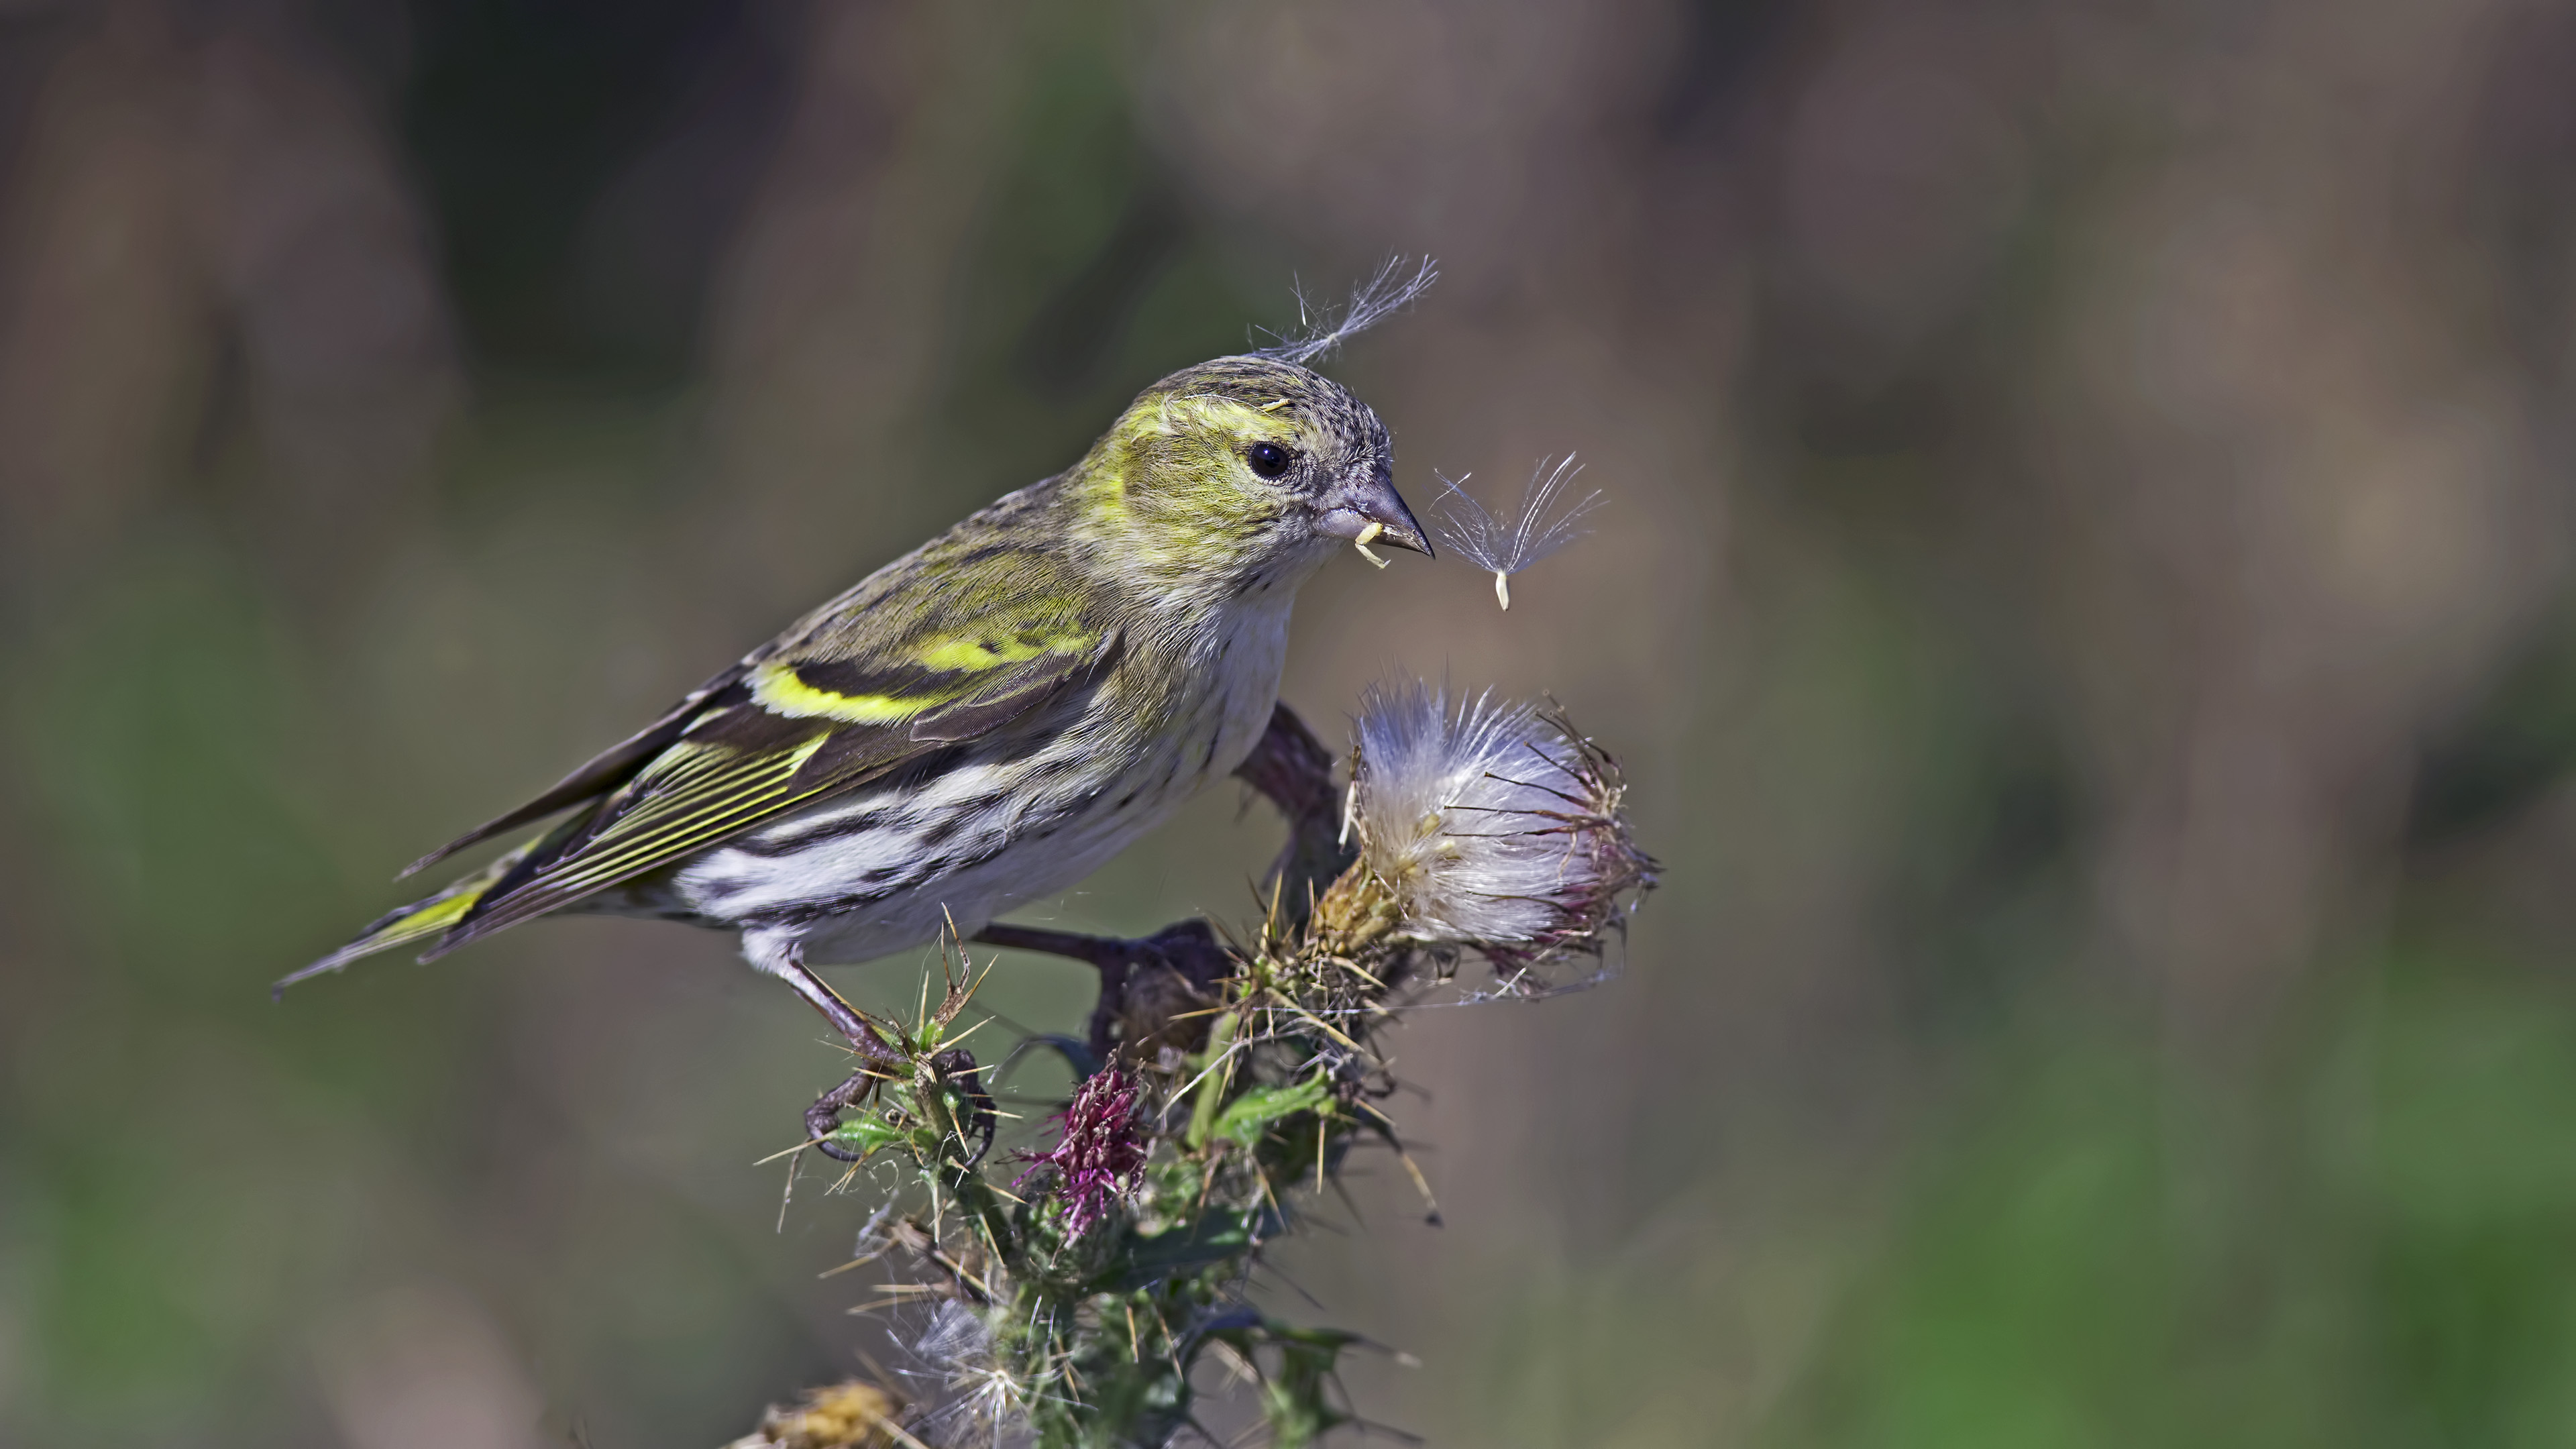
left=284, top=347, right=1432, bottom=1128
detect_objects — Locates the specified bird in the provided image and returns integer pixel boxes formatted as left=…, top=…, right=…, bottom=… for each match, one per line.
left=282, top=350, right=1431, bottom=1144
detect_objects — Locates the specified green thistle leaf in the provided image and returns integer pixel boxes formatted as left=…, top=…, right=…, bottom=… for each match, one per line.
left=1213, top=1073, right=1334, bottom=1148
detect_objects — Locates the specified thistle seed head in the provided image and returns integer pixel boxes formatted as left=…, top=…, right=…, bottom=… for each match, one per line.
left=1346, top=681, right=1656, bottom=975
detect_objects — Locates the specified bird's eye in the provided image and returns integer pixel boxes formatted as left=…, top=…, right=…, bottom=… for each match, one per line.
left=1246, top=441, right=1293, bottom=479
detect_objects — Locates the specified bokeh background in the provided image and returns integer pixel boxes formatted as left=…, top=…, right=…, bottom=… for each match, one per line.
left=8, top=1, right=2576, bottom=1444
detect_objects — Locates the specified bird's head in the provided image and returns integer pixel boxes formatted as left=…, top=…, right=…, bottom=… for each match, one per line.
left=1067, top=355, right=1430, bottom=602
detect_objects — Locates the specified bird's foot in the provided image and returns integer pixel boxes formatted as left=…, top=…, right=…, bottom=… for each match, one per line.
left=773, top=945, right=995, bottom=1165
left=806, top=1066, right=881, bottom=1163
left=974, top=918, right=1234, bottom=1061
left=804, top=1047, right=996, bottom=1167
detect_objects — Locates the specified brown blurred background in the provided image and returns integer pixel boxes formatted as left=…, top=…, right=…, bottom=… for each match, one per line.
left=9, top=1, right=2576, bottom=1444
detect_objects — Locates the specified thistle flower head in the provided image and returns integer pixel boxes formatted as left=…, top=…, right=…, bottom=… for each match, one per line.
left=1430, top=455, right=1604, bottom=608
left=1346, top=682, right=1655, bottom=979
left=1014, top=1066, right=1147, bottom=1240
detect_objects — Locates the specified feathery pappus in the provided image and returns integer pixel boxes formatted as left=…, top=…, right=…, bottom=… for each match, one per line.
left=1429, top=455, right=1602, bottom=609
left=285, top=272, right=1437, bottom=1144
left=1343, top=679, right=1654, bottom=991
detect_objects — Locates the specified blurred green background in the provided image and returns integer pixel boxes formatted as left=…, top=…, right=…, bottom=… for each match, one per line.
left=9, top=1, right=2576, bottom=1444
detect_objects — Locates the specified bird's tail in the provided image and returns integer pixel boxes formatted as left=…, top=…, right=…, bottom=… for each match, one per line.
left=275, top=832, right=552, bottom=998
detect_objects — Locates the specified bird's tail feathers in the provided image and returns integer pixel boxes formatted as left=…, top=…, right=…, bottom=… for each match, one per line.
left=274, top=835, right=548, bottom=998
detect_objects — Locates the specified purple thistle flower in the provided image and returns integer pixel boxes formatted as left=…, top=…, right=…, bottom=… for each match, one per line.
left=1017, top=1067, right=1148, bottom=1240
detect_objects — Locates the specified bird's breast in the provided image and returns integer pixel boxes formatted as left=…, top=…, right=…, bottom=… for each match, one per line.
left=1162, top=592, right=1297, bottom=780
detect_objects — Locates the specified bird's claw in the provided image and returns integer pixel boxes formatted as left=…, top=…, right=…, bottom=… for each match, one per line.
left=975, top=918, right=1234, bottom=1060
left=806, top=1067, right=879, bottom=1162
left=804, top=1048, right=996, bottom=1169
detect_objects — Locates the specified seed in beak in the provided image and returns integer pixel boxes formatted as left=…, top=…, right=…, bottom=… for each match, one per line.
left=1353, top=521, right=1391, bottom=570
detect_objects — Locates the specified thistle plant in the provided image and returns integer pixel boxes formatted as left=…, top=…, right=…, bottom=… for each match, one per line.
left=739, top=692, right=1654, bottom=1448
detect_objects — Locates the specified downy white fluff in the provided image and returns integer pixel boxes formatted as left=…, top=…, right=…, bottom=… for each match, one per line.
left=1346, top=680, right=1652, bottom=965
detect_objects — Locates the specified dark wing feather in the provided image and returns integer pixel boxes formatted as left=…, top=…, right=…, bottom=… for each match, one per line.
left=908, top=648, right=1102, bottom=743
left=420, top=627, right=1118, bottom=957
left=402, top=491, right=1120, bottom=955
left=283, top=479, right=1124, bottom=985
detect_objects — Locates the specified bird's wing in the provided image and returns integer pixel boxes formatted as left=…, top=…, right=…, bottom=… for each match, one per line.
left=284, top=527, right=1121, bottom=984
left=428, top=593, right=1117, bottom=952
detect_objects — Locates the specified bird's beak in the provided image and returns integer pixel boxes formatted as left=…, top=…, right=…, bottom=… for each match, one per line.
left=1317, top=468, right=1433, bottom=559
